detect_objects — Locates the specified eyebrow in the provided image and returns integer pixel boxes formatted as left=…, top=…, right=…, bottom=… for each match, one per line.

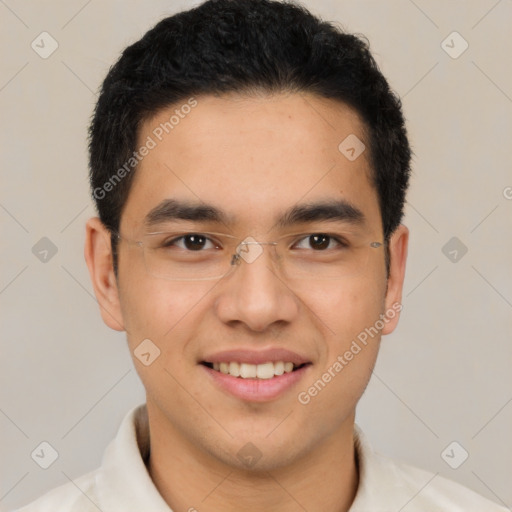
left=275, top=200, right=364, bottom=228
left=145, top=199, right=230, bottom=228
left=144, top=198, right=365, bottom=230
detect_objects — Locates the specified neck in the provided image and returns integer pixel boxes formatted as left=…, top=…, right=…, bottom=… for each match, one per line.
left=145, top=404, right=359, bottom=512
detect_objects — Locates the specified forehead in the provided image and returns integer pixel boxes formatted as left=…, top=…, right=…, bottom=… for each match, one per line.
left=121, top=92, right=381, bottom=234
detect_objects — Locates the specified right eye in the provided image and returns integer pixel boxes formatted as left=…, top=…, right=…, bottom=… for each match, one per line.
left=162, top=234, right=218, bottom=251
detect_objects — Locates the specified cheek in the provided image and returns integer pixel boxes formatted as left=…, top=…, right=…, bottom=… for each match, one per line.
left=296, top=282, right=386, bottom=422
left=118, top=265, right=210, bottom=351
left=298, top=274, right=387, bottom=342
left=118, top=277, right=213, bottom=400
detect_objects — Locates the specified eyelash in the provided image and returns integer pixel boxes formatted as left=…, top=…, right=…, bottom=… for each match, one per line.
left=293, top=234, right=349, bottom=250
left=159, top=233, right=350, bottom=250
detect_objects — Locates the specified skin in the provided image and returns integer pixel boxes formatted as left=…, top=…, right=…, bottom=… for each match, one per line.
left=85, top=91, right=408, bottom=512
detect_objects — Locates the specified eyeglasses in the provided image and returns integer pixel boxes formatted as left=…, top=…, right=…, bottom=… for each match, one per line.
left=115, top=230, right=383, bottom=281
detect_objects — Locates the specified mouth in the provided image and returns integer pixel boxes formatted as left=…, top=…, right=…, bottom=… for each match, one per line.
left=199, top=349, right=312, bottom=402
left=201, top=361, right=310, bottom=379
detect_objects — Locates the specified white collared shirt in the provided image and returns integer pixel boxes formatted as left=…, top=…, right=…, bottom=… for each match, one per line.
left=14, top=403, right=507, bottom=511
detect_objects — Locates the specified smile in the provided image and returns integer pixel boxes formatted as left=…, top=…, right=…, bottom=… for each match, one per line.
left=203, top=361, right=306, bottom=379
left=200, top=348, right=312, bottom=401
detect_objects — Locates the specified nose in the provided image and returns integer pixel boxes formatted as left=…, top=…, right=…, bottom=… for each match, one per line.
left=214, top=243, right=300, bottom=332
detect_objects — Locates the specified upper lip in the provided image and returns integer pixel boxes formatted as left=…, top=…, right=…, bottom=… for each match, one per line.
left=201, top=348, right=310, bottom=366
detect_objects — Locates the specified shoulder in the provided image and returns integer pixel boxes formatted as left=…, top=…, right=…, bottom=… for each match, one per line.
left=385, top=456, right=508, bottom=511
left=352, top=425, right=508, bottom=511
left=11, top=403, right=154, bottom=512
left=12, top=469, right=100, bottom=512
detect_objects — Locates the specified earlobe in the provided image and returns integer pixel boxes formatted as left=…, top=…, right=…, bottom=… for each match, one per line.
left=382, top=224, right=409, bottom=335
left=84, top=217, right=125, bottom=331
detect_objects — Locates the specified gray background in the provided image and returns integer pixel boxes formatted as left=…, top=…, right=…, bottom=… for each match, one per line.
left=1, top=0, right=511, bottom=510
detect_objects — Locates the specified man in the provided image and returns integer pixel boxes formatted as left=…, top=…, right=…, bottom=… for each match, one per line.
left=16, top=0, right=507, bottom=510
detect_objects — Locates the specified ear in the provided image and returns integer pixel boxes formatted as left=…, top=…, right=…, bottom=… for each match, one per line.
left=382, top=224, right=409, bottom=335
left=84, top=217, right=125, bottom=331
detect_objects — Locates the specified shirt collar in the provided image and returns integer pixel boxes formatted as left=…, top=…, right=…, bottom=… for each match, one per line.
left=349, top=424, right=411, bottom=511
left=96, top=403, right=172, bottom=511
left=96, top=403, right=408, bottom=512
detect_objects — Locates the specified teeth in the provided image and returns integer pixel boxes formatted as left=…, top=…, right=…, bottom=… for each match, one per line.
left=256, top=362, right=274, bottom=379
left=229, top=361, right=240, bottom=377
left=210, top=361, right=299, bottom=379
left=239, top=363, right=257, bottom=378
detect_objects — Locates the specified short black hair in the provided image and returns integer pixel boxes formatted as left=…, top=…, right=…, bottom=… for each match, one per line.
left=89, top=0, right=411, bottom=268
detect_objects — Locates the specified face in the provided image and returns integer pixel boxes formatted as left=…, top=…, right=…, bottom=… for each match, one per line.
left=86, top=92, right=407, bottom=472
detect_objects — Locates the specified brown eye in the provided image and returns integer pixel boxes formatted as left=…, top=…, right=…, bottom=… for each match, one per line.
left=293, top=233, right=348, bottom=251
left=162, top=234, right=217, bottom=251
left=308, top=234, right=330, bottom=250
left=183, top=234, right=208, bottom=250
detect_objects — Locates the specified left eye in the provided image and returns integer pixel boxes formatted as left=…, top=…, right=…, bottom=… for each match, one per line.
left=293, top=234, right=343, bottom=250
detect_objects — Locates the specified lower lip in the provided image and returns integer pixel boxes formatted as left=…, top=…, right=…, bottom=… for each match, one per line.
left=201, top=364, right=311, bottom=402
